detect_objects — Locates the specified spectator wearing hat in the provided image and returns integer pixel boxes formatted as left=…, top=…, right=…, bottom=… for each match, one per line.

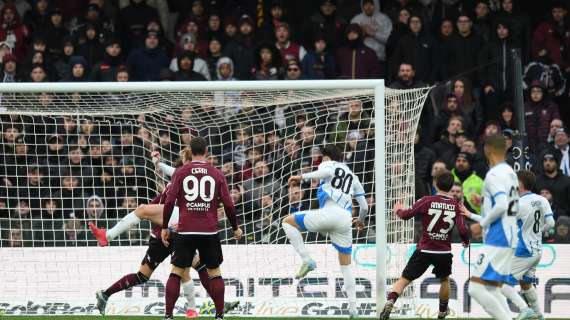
left=223, top=15, right=238, bottom=43
left=352, top=0, right=391, bottom=71
left=553, top=127, right=570, bottom=176
left=89, top=37, right=125, bottom=82
left=0, top=53, right=19, bottom=82
left=174, top=0, right=207, bottom=39
left=119, top=0, right=160, bottom=53
left=451, top=152, right=484, bottom=213
left=0, top=40, right=12, bottom=62
left=390, top=14, right=438, bottom=83
left=336, top=23, right=381, bottom=79
left=274, top=23, right=303, bottom=62
left=126, top=30, right=169, bottom=81
left=284, top=58, right=302, bottom=80
left=22, top=0, right=50, bottom=35
left=494, top=0, right=530, bottom=63
left=252, top=42, right=282, bottom=80
left=223, top=14, right=257, bottom=80
left=175, top=17, right=208, bottom=58
left=553, top=216, right=570, bottom=243
left=303, top=0, right=347, bottom=53
left=170, top=32, right=210, bottom=80
left=524, top=80, right=560, bottom=152
left=61, top=55, right=88, bottom=82
left=532, top=1, right=570, bottom=69
left=536, top=149, right=570, bottom=217
left=173, top=50, right=206, bottom=81
left=75, top=23, right=103, bottom=67
left=301, top=33, right=336, bottom=79
left=42, top=8, right=68, bottom=59
left=53, top=37, right=76, bottom=80
left=0, top=3, right=30, bottom=58
left=215, top=56, right=235, bottom=81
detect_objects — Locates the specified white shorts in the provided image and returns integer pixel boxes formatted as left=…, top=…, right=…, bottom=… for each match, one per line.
left=294, top=202, right=353, bottom=254
left=471, top=245, right=514, bottom=283
left=508, top=254, right=540, bottom=285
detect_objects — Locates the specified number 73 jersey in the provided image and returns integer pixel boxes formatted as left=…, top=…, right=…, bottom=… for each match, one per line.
left=481, top=163, right=519, bottom=249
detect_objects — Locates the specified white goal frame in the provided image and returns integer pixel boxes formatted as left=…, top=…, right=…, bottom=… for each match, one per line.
left=0, top=79, right=388, bottom=314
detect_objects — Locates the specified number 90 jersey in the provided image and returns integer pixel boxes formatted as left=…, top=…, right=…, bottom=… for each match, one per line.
left=315, top=161, right=365, bottom=212
left=482, top=163, right=519, bottom=248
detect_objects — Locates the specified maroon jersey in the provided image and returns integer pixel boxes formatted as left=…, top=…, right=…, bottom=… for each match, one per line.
left=396, top=194, right=468, bottom=253
left=150, top=183, right=171, bottom=238
left=163, top=161, right=238, bottom=234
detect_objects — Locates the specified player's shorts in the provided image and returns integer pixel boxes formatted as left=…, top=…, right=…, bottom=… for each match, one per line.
left=294, top=201, right=353, bottom=254
left=171, top=233, right=223, bottom=269
left=142, top=236, right=173, bottom=270
left=471, top=245, right=514, bottom=283
left=507, top=254, right=541, bottom=285
left=401, top=249, right=453, bottom=280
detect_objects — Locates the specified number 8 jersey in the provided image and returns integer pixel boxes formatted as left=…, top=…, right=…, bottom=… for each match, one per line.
left=481, top=163, right=519, bottom=249
left=515, top=193, right=554, bottom=257
left=308, top=161, right=365, bottom=211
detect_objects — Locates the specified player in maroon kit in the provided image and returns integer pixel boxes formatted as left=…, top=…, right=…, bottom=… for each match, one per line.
left=380, top=171, right=470, bottom=319
left=161, top=137, right=242, bottom=320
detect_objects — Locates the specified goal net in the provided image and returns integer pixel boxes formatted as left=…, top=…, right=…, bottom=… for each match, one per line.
left=0, top=81, right=429, bottom=317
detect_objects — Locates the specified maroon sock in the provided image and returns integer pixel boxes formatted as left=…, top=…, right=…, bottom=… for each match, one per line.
left=196, top=266, right=213, bottom=297
left=209, top=275, right=225, bottom=317
left=387, top=291, right=399, bottom=302
left=439, top=299, right=449, bottom=312
left=165, top=273, right=181, bottom=317
left=104, top=272, right=148, bottom=296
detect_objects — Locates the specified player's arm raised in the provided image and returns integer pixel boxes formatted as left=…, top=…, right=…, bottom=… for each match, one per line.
left=161, top=168, right=182, bottom=246
left=219, top=174, right=242, bottom=240
left=393, top=197, right=428, bottom=220
left=288, top=163, right=334, bottom=185
left=152, top=151, right=176, bottom=177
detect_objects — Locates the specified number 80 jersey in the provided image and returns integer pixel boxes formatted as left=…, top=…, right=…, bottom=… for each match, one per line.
left=481, top=163, right=519, bottom=249
left=316, top=161, right=365, bottom=212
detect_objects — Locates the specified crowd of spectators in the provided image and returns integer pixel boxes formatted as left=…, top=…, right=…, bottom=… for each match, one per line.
left=1, top=0, right=570, bottom=246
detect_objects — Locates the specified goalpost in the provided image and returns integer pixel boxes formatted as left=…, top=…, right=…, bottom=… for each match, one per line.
left=0, top=80, right=429, bottom=317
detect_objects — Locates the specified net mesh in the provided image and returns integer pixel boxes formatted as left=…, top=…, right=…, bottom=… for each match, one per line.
left=0, top=85, right=429, bottom=316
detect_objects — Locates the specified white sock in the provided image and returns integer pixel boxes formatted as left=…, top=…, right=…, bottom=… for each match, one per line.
left=501, top=284, right=528, bottom=312
left=106, top=211, right=141, bottom=241
left=341, top=265, right=357, bottom=314
left=468, top=282, right=511, bottom=320
left=522, top=286, right=541, bottom=315
left=282, top=222, right=311, bottom=263
left=182, top=280, right=196, bottom=310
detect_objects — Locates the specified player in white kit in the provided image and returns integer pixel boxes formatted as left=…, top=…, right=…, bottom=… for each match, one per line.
left=461, top=135, right=520, bottom=320
left=284, top=144, right=369, bottom=318
left=509, top=170, right=555, bottom=319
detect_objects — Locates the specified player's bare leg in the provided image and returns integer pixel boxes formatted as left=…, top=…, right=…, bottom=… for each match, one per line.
left=438, top=277, right=450, bottom=319
left=96, top=263, right=153, bottom=315
left=165, top=265, right=186, bottom=319
left=339, top=252, right=358, bottom=318
left=89, top=204, right=164, bottom=246
left=380, top=276, right=411, bottom=320
left=206, top=266, right=226, bottom=319
left=282, top=214, right=316, bottom=279
left=520, top=281, right=542, bottom=319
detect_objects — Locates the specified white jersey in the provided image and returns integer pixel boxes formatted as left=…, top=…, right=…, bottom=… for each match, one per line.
left=481, top=162, right=519, bottom=248
left=306, top=160, right=365, bottom=212
left=515, top=193, right=553, bottom=257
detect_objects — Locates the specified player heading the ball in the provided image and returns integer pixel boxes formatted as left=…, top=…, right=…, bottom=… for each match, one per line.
left=161, top=137, right=243, bottom=320
left=284, top=144, right=369, bottom=319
